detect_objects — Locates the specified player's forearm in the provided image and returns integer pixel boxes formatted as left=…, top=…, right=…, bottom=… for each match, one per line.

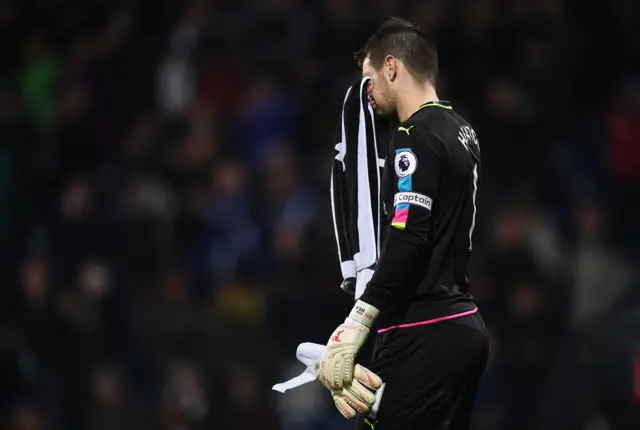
left=359, top=226, right=428, bottom=313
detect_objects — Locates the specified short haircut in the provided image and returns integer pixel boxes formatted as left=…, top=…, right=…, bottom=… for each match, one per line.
left=354, top=17, right=438, bottom=84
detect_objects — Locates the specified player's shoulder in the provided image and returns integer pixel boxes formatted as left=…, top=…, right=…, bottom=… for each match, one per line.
left=401, top=103, right=477, bottom=149
left=418, top=101, right=470, bottom=128
left=393, top=103, right=451, bottom=148
left=392, top=115, right=431, bottom=143
left=397, top=102, right=458, bottom=133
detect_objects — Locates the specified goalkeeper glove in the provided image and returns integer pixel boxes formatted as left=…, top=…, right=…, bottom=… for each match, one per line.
left=328, top=364, right=382, bottom=419
left=318, top=300, right=382, bottom=416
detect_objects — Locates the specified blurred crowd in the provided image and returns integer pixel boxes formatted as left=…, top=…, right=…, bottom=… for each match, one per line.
left=0, top=0, right=639, bottom=429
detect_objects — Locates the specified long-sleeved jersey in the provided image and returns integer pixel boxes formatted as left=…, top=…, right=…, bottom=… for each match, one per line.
left=360, top=100, right=481, bottom=328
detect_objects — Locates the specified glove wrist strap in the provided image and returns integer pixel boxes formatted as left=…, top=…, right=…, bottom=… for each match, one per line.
left=347, top=300, right=379, bottom=328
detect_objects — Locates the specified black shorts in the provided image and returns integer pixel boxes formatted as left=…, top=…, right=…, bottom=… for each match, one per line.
left=355, top=311, right=489, bottom=430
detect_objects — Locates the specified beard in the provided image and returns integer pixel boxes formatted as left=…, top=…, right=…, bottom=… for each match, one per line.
left=370, top=86, right=396, bottom=119
left=373, top=103, right=396, bottom=119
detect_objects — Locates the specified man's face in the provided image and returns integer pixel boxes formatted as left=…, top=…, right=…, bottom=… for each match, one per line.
left=362, top=56, right=395, bottom=118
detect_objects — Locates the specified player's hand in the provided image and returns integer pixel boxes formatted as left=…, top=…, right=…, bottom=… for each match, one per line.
left=317, top=300, right=381, bottom=418
left=318, top=300, right=379, bottom=390
left=329, top=364, right=383, bottom=419
left=318, top=322, right=369, bottom=390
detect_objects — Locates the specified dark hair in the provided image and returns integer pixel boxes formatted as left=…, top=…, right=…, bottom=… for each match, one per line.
left=354, top=17, right=438, bottom=84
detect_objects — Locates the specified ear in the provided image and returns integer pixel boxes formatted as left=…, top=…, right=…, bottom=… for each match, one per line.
left=385, top=55, right=397, bottom=82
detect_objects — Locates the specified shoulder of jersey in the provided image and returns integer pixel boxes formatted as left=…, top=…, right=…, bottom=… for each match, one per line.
left=393, top=122, right=422, bottom=178
left=395, top=120, right=421, bottom=138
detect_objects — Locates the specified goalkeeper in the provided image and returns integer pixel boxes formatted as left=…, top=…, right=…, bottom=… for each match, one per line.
left=318, top=18, right=489, bottom=430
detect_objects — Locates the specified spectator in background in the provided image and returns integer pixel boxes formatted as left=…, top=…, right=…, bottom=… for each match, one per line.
left=155, top=0, right=205, bottom=118
left=85, top=363, right=147, bottom=430
left=203, top=159, right=260, bottom=285
left=133, top=267, right=198, bottom=368
left=157, top=360, right=208, bottom=430
left=8, top=402, right=47, bottom=430
left=571, top=199, right=632, bottom=327
left=608, top=77, right=640, bottom=254
left=20, top=32, right=59, bottom=130
left=234, top=77, right=297, bottom=168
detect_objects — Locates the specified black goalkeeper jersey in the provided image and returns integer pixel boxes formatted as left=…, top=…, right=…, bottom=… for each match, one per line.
left=360, top=100, right=481, bottom=329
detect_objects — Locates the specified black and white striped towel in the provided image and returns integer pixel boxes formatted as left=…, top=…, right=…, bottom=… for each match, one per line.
left=330, top=77, right=392, bottom=300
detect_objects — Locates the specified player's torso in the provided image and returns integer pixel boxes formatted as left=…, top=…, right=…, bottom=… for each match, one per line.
left=380, top=103, right=481, bottom=322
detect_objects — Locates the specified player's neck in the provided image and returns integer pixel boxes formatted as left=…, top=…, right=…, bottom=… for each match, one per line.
left=396, top=83, right=439, bottom=123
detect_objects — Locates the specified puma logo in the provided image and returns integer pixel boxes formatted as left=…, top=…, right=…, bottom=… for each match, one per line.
left=333, top=329, right=345, bottom=342
left=364, top=418, right=377, bottom=429
left=398, top=125, right=414, bottom=135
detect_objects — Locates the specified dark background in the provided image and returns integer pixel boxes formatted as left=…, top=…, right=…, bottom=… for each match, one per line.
left=0, top=0, right=639, bottom=429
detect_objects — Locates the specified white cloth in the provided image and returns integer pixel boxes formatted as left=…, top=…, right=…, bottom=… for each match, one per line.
left=272, top=343, right=325, bottom=393
left=355, top=268, right=374, bottom=301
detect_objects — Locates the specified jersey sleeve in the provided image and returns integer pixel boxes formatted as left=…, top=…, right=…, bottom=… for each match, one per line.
left=359, top=126, right=445, bottom=312
left=388, top=128, right=441, bottom=235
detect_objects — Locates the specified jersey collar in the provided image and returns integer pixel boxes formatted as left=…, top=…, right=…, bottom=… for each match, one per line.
left=405, top=100, right=453, bottom=122
left=417, top=100, right=452, bottom=111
